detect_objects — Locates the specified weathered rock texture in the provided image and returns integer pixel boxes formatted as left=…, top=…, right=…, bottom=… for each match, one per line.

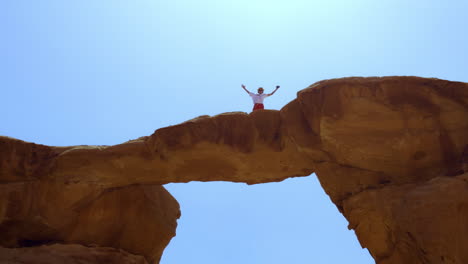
left=0, top=180, right=179, bottom=263
left=1, top=76, right=467, bottom=263
left=0, top=244, right=149, bottom=264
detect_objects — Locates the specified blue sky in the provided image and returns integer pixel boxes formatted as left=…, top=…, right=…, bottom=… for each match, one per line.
left=1, top=0, right=467, bottom=263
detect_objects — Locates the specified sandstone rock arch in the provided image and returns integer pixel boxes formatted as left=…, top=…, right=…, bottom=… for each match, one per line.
left=1, top=76, right=467, bottom=263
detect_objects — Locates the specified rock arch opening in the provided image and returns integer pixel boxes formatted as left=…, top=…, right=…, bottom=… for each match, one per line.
left=161, top=177, right=373, bottom=263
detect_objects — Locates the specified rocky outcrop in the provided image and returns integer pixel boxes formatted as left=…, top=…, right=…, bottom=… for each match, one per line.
left=0, top=244, right=149, bottom=264
left=1, top=76, right=467, bottom=263
left=0, top=181, right=179, bottom=264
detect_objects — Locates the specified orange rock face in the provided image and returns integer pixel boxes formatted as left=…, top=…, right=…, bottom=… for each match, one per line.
left=0, top=244, right=149, bottom=264
left=0, top=171, right=180, bottom=263
left=1, top=76, right=467, bottom=263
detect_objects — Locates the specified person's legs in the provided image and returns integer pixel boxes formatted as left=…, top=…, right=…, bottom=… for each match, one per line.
left=253, top=103, right=264, bottom=111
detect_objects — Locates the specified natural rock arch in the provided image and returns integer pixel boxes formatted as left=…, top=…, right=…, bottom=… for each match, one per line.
left=1, top=76, right=468, bottom=263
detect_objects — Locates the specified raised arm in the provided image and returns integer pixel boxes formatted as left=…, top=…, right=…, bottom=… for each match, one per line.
left=267, top=85, right=280, bottom=96
left=241, top=84, right=251, bottom=94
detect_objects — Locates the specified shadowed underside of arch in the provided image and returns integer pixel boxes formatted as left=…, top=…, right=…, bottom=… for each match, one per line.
left=1, top=76, right=468, bottom=264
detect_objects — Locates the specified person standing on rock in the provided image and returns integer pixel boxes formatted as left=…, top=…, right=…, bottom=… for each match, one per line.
left=241, top=84, right=280, bottom=111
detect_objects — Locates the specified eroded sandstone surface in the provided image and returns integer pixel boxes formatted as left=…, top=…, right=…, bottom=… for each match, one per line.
left=1, top=76, right=467, bottom=263
left=0, top=181, right=179, bottom=264
left=0, top=244, right=149, bottom=264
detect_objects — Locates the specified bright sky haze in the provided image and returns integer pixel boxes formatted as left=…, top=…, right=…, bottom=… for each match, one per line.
left=2, top=0, right=468, bottom=263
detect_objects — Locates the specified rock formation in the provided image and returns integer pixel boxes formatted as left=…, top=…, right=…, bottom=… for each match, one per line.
left=1, top=76, right=467, bottom=263
left=0, top=178, right=179, bottom=263
left=0, top=244, right=149, bottom=264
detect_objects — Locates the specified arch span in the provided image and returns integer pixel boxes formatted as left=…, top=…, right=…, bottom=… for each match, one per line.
left=1, top=76, right=468, bottom=263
